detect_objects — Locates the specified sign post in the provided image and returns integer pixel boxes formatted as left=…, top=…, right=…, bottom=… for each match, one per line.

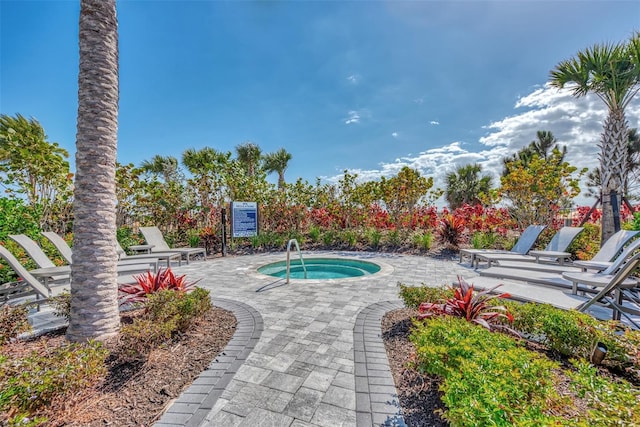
left=231, top=201, right=258, bottom=238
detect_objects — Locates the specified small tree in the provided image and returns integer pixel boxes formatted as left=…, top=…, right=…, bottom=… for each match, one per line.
left=445, top=164, right=492, bottom=210
left=500, top=149, right=585, bottom=229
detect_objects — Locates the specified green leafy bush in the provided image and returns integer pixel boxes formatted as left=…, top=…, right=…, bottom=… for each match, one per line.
left=0, top=304, right=31, bottom=345
left=470, top=231, right=499, bottom=249
left=410, top=316, right=565, bottom=426
left=509, top=302, right=631, bottom=364
left=308, top=226, right=321, bottom=242
left=50, top=291, right=71, bottom=320
left=567, top=222, right=600, bottom=260
left=365, top=228, right=382, bottom=249
left=568, top=359, right=640, bottom=426
left=398, top=283, right=453, bottom=309
left=412, top=231, right=433, bottom=250
left=0, top=341, right=107, bottom=424
left=119, top=287, right=211, bottom=359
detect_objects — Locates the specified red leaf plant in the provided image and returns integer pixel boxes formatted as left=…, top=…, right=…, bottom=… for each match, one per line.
left=119, top=268, right=199, bottom=305
left=418, top=276, right=514, bottom=331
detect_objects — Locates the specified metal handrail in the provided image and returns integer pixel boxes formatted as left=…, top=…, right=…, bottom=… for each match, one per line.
left=286, top=239, right=307, bottom=283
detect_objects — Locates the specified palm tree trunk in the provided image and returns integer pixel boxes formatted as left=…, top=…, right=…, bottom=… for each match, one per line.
left=600, top=109, right=628, bottom=242
left=67, top=0, right=120, bottom=342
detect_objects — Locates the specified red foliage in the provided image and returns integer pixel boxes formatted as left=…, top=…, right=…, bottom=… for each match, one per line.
left=418, top=277, right=514, bottom=330
left=119, top=268, right=198, bottom=305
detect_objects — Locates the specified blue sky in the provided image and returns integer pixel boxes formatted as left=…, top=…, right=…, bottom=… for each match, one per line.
left=1, top=1, right=640, bottom=206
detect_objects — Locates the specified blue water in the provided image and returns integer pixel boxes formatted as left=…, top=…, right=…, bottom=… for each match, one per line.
left=258, top=258, right=381, bottom=279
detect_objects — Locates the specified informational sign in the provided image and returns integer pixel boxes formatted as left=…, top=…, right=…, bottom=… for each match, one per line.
left=231, top=201, right=258, bottom=237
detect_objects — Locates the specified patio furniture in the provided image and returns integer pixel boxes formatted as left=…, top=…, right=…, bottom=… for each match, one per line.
left=139, top=226, right=206, bottom=264
left=9, top=234, right=157, bottom=285
left=474, top=226, right=584, bottom=267
left=459, top=224, right=546, bottom=268
left=478, top=237, right=640, bottom=294
left=0, top=245, right=63, bottom=298
left=491, top=229, right=640, bottom=274
left=41, top=231, right=181, bottom=269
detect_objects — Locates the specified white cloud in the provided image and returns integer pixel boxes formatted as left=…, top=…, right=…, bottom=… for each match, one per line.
left=327, top=83, right=640, bottom=207
left=429, top=120, right=440, bottom=125
left=391, top=132, right=398, bottom=138
left=414, top=97, right=424, bottom=105
left=345, top=110, right=361, bottom=125
left=346, top=74, right=360, bottom=84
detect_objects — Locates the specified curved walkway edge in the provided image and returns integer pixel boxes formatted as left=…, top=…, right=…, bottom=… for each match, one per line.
left=354, top=300, right=406, bottom=427
left=154, top=298, right=263, bottom=427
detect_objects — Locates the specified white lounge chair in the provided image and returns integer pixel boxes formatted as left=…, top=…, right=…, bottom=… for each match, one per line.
left=9, top=234, right=157, bottom=286
left=491, top=229, right=640, bottom=274
left=139, top=226, right=206, bottom=264
left=459, top=224, right=547, bottom=268
left=474, top=226, right=584, bottom=267
left=41, top=231, right=182, bottom=269
left=468, top=251, right=640, bottom=328
left=478, top=237, right=640, bottom=294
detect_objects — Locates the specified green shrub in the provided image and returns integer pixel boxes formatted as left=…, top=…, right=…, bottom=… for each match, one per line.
left=0, top=304, right=31, bottom=345
left=365, top=228, right=382, bottom=249
left=308, top=226, right=321, bottom=242
left=116, top=227, right=143, bottom=253
left=568, top=359, right=640, bottom=426
left=470, top=231, right=498, bottom=249
left=321, top=230, right=336, bottom=246
left=0, top=341, right=107, bottom=423
left=410, top=316, right=565, bottom=426
left=398, top=284, right=453, bottom=309
left=412, top=231, right=433, bottom=250
left=120, top=287, right=211, bottom=359
left=567, top=223, right=600, bottom=260
left=509, top=303, right=632, bottom=366
left=384, top=229, right=402, bottom=247
left=50, top=291, right=71, bottom=320
left=339, top=230, right=358, bottom=247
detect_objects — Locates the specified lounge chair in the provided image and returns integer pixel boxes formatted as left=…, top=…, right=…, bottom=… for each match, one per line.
left=474, top=226, right=584, bottom=267
left=0, top=245, right=64, bottom=298
left=468, top=251, right=640, bottom=328
left=9, top=234, right=157, bottom=286
left=459, top=224, right=547, bottom=268
left=477, top=237, right=640, bottom=294
left=490, top=229, right=640, bottom=274
left=139, top=226, right=206, bottom=264
left=41, top=231, right=182, bottom=269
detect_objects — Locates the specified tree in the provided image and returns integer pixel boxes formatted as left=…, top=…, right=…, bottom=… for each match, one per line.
left=502, top=131, right=565, bottom=176
left=585, top=128, right=640, bottom=200
left=263, top=148, right=292, bottom=190
left=235, top=141, right=262, bottom=177
left=445, top=163, right=492, bottom=210
left=67, top=0, right=120, bottom=342
left=140, top=154, right=180, bottom=183
left=379, top=167, right=434, bottom=228
left=550, top=32, right=640, bottom=242
left=500, top=149, right=585, bottom=229
left=0, top=114, right=73, bottom=229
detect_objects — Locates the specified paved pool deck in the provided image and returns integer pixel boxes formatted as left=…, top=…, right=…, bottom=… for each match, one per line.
left=25, top=251, right=632, bottom=427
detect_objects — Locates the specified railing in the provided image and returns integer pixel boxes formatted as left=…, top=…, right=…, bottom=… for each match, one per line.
left=286, top=239, right=307, bottom=283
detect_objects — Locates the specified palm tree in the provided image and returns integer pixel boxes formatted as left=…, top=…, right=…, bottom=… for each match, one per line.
left=502, top=130, right=565, bottom=176
left=67, top=0, right=120, bottom=342
left=445, top=163, right=492, bottom=210
left=235, top=141, right=262, bottom=176
left=550, top=32, right=640, bottom=242
left=140, top=154, right=180, bottom=183
left=263, top=148, right=292, bottom=190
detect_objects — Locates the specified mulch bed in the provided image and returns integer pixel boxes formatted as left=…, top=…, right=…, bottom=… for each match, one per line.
left=382, top=307, right=449, bottom=427
left=2, top=306, right=237, bottom=426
